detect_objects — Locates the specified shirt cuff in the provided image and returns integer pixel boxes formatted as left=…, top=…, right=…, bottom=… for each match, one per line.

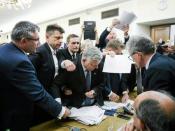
left=55, top=98, right=61, bottom=104
left=108, top=91, right=113, bottom=97
left=122, top=91, right=128, bottom=95
left=61, top=61, right=65, bottom=68
left=57, top=106, right=66, bottom=119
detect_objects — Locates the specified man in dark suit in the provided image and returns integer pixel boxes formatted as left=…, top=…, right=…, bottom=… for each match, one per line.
left=57, top=34, right=80, bottom=71
left=127, top=36, right=175, bottom=97
left=29, top=24, right=66, bottom=124
left=0, top=21, right=70, bottom=131
left=52, top=46, right=104, bottom=107
left=102, top=39, right=130, bottom=102
left=29, top=24, right=65, bottom=99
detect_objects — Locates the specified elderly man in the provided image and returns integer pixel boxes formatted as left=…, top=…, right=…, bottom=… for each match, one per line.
left=121, top=91, right=175, bottom=131
left=127, top=36, right=175, bottom=97
left=97, top=19, right=129, bottom=50
left=0, top=21, right=70, bottom=131
left=52, top=46, right=105, bottom=107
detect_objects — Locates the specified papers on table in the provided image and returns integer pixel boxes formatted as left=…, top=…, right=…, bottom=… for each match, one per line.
left=102, top=55, right=133, bottom=73
left=69, top=105, right=106, bottom=125
left=101, top=100, right=134, bottom=110
left=116, top=11, right=137, bottom=31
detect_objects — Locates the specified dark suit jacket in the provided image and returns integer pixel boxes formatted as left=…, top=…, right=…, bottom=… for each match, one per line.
left=101, top=57, right=129, bottom=98
left=104, top=73, right=129, bottom=96
left=143, top=53, right=175, bottom=97
left=52, top=55, right=104, bottom=108
left=57, top=48, right=73, bottom=61
left=0, top=43, right=62, bottom=130
left=29, top=43, right=60, bottom=98
left=56, top=48, right=80, bottom=63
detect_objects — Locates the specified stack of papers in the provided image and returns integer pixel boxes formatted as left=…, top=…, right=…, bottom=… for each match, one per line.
left=101, top=100, right=134, bottom=110
left=69, top=105, right=106, bottom=125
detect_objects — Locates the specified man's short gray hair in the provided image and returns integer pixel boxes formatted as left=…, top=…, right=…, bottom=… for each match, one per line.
left=11, top=21, right=39, bottom=41
left=82, top=46, right=102, bottom=62
left=80, top=39, right=93, bottom=51
left=127, top=35, right=155, bottom=55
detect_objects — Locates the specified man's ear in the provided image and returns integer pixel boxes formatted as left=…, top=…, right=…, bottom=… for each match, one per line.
left=20, top=38, right=27, bottom=46
left=134, top=117, right=146, bottom=131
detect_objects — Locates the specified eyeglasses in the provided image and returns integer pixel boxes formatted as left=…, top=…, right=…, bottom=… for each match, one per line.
left=26, top=37, right=39, bottom=41
left=128, top=55, right=134, bottom=61
left=71, top=42, right=80, bottom=45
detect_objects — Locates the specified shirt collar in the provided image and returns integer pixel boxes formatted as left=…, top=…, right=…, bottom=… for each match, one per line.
left=48, top=43, right=55, bottom=54
left=145, top=53, right=155, bottom=70
left=68, top=48, right=76, bottom=56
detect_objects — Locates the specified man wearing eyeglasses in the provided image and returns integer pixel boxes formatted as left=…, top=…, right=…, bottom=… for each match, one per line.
left=0, top=21, right=70, bottom=131
left=126, top=36, right=175, bottom=97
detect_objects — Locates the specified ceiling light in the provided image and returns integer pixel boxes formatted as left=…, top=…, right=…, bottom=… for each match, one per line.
left=0, top=0, right=32, bottom=10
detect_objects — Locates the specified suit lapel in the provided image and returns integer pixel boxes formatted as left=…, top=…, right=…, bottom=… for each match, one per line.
left=77, top=56, right=86, bottom=90
left=44, top=43, right=55, bottom=73
left=148, top=53, right=161, bottom=69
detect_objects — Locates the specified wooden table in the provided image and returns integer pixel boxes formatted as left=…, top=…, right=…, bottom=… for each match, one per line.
left=30, top=115, right=130, bottom=131
left=30, top=91, right=137, bottom=131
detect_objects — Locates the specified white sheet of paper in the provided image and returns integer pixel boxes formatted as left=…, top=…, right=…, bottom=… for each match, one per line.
left=102, top=55, right=132, bottom=73
left=115, top=11, right=137, bottom=30
left=119, top=11, right=137, bottom=25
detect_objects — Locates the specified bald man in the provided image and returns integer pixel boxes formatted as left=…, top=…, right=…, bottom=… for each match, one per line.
left=121, top=91, right=175, bottom=131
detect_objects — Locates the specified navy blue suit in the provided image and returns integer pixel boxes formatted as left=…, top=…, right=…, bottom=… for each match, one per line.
left=101, top=57, right=130, bottom=99
left=143, top=53, right=175, bottom=97
left=0, top=43, right=62, bottom=131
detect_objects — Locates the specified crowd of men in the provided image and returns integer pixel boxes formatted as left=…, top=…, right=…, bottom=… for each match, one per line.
left=0, top=20, right=175, bottom=131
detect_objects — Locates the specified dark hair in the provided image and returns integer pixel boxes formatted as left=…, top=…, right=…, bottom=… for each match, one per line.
left=11, top=21, right=39, bottom=41
left=136, top=98, right=174, bottom=131
left=66, top=34, right=79, bottom=43
left=46, top=24, right=65, bottom=34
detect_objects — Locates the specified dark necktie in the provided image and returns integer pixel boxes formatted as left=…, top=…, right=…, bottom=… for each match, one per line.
left=136, top=68, right=143, bottom=95
left=86, top=71, right=91, bottom=91
left=72, top=53, right=75, bottom=60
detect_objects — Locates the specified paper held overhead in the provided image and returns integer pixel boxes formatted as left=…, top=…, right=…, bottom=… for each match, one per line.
left=115, top=11, right=137, bottom=30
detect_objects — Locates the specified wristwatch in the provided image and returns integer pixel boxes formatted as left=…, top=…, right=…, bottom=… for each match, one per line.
left=107, top=27, right=112, bottom=32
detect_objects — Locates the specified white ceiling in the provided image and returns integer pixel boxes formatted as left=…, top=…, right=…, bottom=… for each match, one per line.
left=0, top=0, right=120, bottom=33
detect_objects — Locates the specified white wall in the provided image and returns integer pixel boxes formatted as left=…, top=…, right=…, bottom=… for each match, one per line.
left=0, top=33, right=10, bottom=44
left=1, top=0, right=175, bottom=44
left=135, top=0, right=175, bottom=23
